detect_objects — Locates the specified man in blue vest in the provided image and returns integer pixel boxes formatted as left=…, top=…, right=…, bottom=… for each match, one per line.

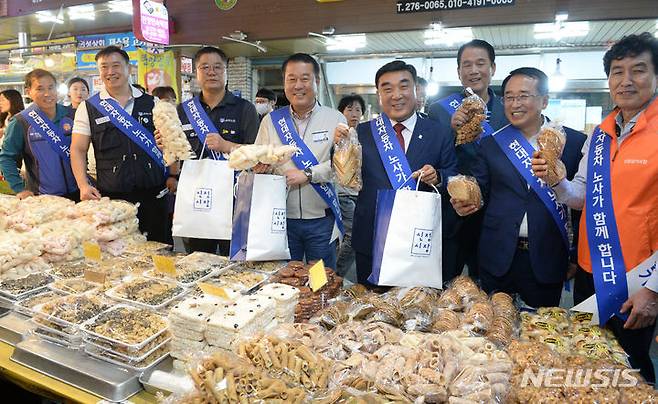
left=351, top=60, right=458, bottom=285
left=70, top=46, right=169, bottom=242
left=428, top=39, right=509, bottom=282
left=0, top=69, right=78, bottom=200
left=174, top=46, right=259, bottom=255
left=452, top=67, right=585, bottom=307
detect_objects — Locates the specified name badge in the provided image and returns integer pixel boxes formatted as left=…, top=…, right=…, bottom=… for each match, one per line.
left=312, top=130, right=328, bottom=142
left=182, top=123, right=193, bottom=131
left=95, top=116, right=110, bottom=125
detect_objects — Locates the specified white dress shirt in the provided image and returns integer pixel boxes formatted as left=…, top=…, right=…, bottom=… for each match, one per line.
left=391, top=112, right=418, bottom=152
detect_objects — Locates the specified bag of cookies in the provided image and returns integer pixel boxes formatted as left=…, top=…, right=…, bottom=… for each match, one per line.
left=537, top=122, right=567, bottom=186
left=447, top=175, right=482, bottom=207
left=455, top=88, right=487, bottom=145
left=332, top=124, right=362, bottom=191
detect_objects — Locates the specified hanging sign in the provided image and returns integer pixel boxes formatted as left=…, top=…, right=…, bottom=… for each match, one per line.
left=133, top=0, right=170, bottom=45
left=215, top=0, right=238, bottom=10
left=396, top=0, right=514, bottom=13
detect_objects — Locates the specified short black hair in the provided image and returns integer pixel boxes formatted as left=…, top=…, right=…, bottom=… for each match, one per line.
left=416, top=76, right=428, bottom=87
left=95, top=45, right=130, bottom=64
left=501, top=67, right=549, bottom=96
left=337, top=94, right=366, bottom=113
left=68, top=77, right=89, bottom=92
left=24, top=69, right=56, bottom=89
left=457, top=39, right=496, bottom=67
left=603, top=32, right=658, bottom=76
left=256, top=88, right=276, bottom=102
left=281, top=53, right=320, bottom=78
left=194, top=46, right=229, bottom=67
left=152, top=86, right=176, bottom=100
left=375, top=60, right=417, bottom=88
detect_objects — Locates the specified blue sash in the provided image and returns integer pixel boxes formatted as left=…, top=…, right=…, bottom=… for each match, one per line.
left=87, top=94, right=166, bottom=171
left=368, top=113, right=416, bottom=190
left=438, top=92, right=495, bottom=139
left=21, top=106, right=71, bottom=161
left=586, top=127, right=628, bottom=324
left=269, top=107, right=344, bottom=236
left=181, top=96, right=222, bottom=160
left=492, top=125, right=569, bottom=248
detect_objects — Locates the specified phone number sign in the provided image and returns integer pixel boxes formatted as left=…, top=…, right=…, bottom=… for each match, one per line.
left=397, top=0, right=514, bottom=13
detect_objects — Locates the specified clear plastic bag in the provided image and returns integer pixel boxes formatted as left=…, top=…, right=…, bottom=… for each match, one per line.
left=447, top=175, right=483, bottom=208
left=537, top=122, right=567, bottom=186
left=455, top=88, right=487, bottom=145
left=333, top=126, right=363, bottom=191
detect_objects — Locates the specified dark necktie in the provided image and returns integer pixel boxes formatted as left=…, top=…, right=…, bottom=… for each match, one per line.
left=393, top=122, right=406, bottom=153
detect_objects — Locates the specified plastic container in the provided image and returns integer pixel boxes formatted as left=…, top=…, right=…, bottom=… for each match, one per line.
left=104, top=277, right=187, bottom=310
left=0, top=273, right=54, bottom=301
left=84, top=335, right=170, bottom=362
left=49, top=278, right=100, bottom=295
left=14, top=290, right=68, bottom=317
left=84, top=343, right=170, bottom=372
left=238, top=261, right=286, bottom=275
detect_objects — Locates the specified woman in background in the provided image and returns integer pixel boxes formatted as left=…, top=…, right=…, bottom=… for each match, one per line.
left=0, top=89, right=25, bottom=144
left=67, top=77, right=89, bottom=110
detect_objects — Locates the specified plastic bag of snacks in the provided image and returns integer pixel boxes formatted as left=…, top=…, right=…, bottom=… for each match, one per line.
left=455, top=88, right=487, bottom=145
left=447, top=175, right=483, bottom=207
left=152, top=99, right=195, bottom=165
left=332, top=123, right=363, bottom=191
left=537, top=122, right=567, bottom=186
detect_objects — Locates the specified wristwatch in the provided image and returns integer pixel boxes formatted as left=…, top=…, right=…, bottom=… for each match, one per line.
left=303, top=168, right=313, bottom=183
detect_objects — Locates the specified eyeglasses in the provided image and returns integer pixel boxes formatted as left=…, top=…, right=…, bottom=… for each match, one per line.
left=503, top=94, right=541, bottom=104
left=197, top=63, right=226, bottom=73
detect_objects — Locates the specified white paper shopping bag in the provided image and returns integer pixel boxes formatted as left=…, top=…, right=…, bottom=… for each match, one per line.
left=369, top=188, right=442, bottom=288
left=172, top=159, right=234, bottom=240
left=230, top=172, right=290, bottom=261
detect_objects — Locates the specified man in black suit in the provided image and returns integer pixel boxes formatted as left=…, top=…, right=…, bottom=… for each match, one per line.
left=452, top=67, right=586, bottom=307
left=428, top=39, right=509, bottom=282
left=348, top=61, right=458, bottom=285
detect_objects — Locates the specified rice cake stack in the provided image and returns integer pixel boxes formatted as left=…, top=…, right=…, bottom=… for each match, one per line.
left=168, top=295, right=227, bottom=360
left=255, top=283, right=300, bottom=324
left=204, top=295, right=276, bottom=350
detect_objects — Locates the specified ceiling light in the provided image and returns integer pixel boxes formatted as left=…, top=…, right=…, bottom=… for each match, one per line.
left=68, top=4, right=96, bottom=20
left=108, top=0, right=133, bottom=15
left=424, top=24, right=473, bottom=46
left=325, top=34, right=367, bottom=52
left=36, top=10, right=64, bottom=24
left=549, top=57, right=567, bottom=92
left=44, top=57, right=55, bottom=68
left=57, top=83, right=68, bottom=96
left=534, top=14, right=589, bottom=41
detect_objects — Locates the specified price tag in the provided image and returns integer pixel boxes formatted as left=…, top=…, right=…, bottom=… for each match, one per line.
left=152, top=255, right=177, bottom=277
left=309, top=260, right=328, bottom=292
left=83, top=242, right=102, bottom=262
left=84, top=269, right=107, bottom=284
left=198, top=282, right=229, bottom=299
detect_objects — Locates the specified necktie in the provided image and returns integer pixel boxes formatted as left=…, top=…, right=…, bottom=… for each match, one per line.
left=393, top=122, right=406, bottom=153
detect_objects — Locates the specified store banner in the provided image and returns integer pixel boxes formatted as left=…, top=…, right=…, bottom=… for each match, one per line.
left=133, top=0, right=170, bottom=45
left=76, top=33, right=143, bottom=70
left=230, top=173, right=291, bottom=261
left=369, top=188, right=443, bottom=288
left=173, top=159, right=234, bottom=240
left=137, top=49, right=179, bottom=98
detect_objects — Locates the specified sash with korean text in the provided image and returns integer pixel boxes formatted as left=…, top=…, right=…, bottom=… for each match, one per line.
left=21, top=105, right=71, bottom=161
left=87, top=94, right=166, bottom=170
left=586, top=126, right=628, bottom=324
left=369, top=113, right=416, bottom=190
left=438, top=92, right=495, bottom=139
left=182, top=96, right=222, bottom=160
left=270, top=107, right=344, bottom=236
left=493, top=124, right=569, bottom=247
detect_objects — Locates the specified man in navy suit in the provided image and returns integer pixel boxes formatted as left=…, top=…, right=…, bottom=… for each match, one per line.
left=349, top=61, right=458, bottom=285
left=452, top=67, right=586, bottom=307
left=428, top=39, right=509, bottom=283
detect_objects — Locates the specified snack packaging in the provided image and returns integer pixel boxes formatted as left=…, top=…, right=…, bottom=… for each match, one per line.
left=333, top=125, right=362, bottom=191
left=447, top=175, right=483, bottom=207
left=537, top=122, right=567, bottom=186
left=152, top=99, right=195, bottom=165
left=455, top=88, right=487, bottom=145
left=228, top=144, right=298, bottom=170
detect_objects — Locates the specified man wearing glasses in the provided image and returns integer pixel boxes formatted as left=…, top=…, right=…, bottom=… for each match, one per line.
left=451, top=67, right=585, bottom=307
left=175, top=46, right=259, bottom=255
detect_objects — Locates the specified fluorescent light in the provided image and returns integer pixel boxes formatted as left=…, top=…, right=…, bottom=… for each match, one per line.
left=555, top=12, right=569, bottom=22
left=426, top=81, right=440, bottom=97
left=36, top=11, right=64, bottom=24
left=68, top=4, right=96, bottom=21
left=534, top=21, right=589, bottom=40
left=108, top=0, right=133, bottom=15
left=424, top=24, right=473, bottom=46
left=325, top=34, right=367, bottom=52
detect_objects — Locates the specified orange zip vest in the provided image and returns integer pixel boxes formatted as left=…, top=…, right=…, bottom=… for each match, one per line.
left=579, top=97, right=658, bottom=273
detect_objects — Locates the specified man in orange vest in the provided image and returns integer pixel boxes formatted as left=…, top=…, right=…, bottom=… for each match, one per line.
left=533, top=32, right=658, bottom=383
